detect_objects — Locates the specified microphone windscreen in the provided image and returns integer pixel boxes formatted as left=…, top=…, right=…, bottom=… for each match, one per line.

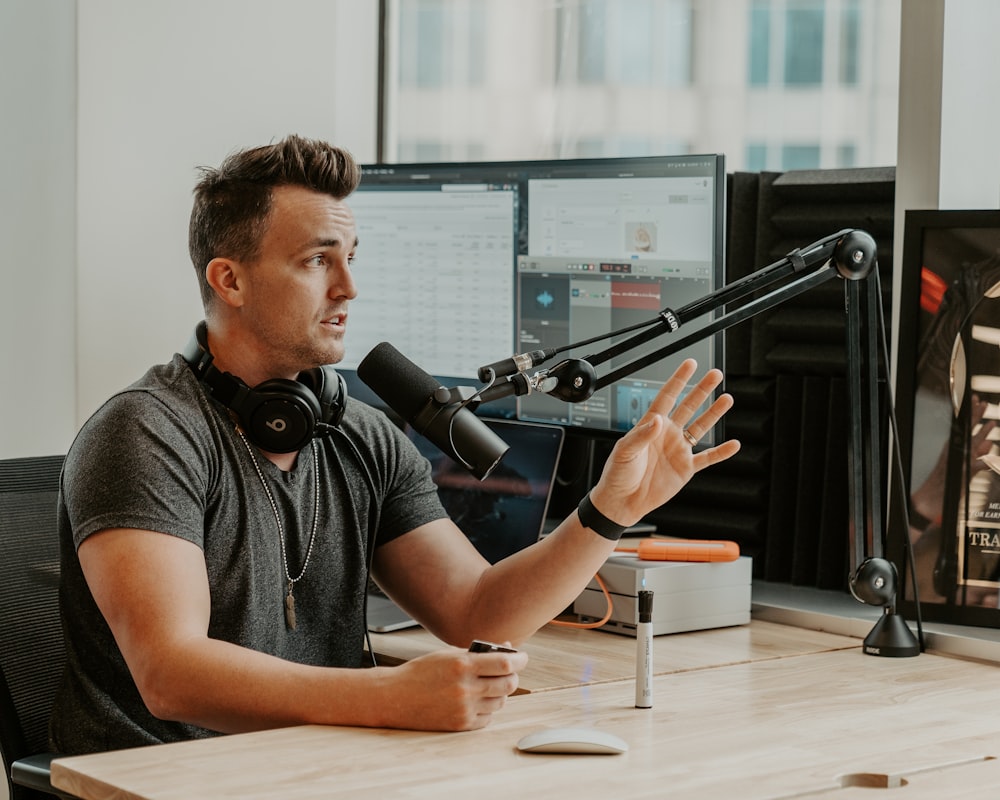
left=357, top=341, right=510, bottom=480
left=357, top=342, right=442, bottom=422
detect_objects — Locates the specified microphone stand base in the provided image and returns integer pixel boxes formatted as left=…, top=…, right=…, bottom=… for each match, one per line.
left=862, top=609, right=920, bottom=658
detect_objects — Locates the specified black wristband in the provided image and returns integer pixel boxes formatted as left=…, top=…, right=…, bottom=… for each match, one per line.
left=577, top=492, right=628, bottom=541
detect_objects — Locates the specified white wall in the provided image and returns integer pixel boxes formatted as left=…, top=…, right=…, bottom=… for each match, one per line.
left=894, top=0, right=1000, bottom=215
left=0, top=0, right=77, bottom=790
left=75, top=0, right=379, bottom=426
left=0, top=0, right=77, bottom=459
left=938, top=0, right=1000, bottom=209
left=3, top=0, right=379, bottom=459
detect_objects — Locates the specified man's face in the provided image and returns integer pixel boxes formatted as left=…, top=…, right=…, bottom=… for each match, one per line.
left=237, top=185, right=359, bottom=374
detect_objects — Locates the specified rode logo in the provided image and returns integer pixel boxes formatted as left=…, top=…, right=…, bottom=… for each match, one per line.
left=660, top=309, right=680, bottom=331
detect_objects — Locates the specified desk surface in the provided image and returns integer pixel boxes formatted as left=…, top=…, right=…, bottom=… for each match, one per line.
left=53, top=642, right=1000, bottom=800
left=371, top=619, right=860, bottom=692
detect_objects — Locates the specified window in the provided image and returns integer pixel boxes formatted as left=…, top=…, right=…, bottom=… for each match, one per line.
left=781, top=143, right=821, bottom=170
left=746, top=142, right=768, bottom=171
left=837, top=142, right=857, bottom=167
left=784, top=2, right=824, bottom=86
left=574, top=0, right=607, bottom=82
left=397, top=0, right=486, bottom=88
left=749, top=2, right=772, bottom=86
left=559, top=0, right=692, bottom=86
left=839, top=0, right=860, bottom=85
left=749, top=0, right=862, bottom=89
left=383, top=0, right=898, bottom=171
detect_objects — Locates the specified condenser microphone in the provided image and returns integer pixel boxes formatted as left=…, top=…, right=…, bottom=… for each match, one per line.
left=357, top=342, right=510, bottom=480
left=478, top=348, right=557, bottom=382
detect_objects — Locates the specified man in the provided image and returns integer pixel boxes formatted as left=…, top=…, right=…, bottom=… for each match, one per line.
left=50, top=135, right=740, bottom=754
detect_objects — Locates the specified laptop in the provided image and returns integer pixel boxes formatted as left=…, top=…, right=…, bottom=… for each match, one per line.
left=366, top=418, right=565, bottom=632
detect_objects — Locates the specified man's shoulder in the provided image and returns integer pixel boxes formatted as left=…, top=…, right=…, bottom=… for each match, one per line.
left=72, top=355, right=214, bottom=456
left=97, top=355, right=202, bottom=414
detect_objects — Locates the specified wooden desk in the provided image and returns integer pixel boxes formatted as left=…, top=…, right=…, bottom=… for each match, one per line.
left=371, top=619, right=860, bottom=692
left=52, top=644, right=1000, bottom=799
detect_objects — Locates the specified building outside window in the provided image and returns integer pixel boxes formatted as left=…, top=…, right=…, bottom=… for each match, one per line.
left=383, top=0, right=899, bottom=171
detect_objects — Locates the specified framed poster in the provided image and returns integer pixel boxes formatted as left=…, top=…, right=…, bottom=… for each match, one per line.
left=890, top=209, right=1000, bottom=627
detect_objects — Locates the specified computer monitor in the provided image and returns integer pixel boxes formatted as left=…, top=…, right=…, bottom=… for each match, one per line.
left=339, top=161, right=521, bottom=417
left=340, top=155, right=725, bottom=441
left=514, top=155, right=725, bottom=438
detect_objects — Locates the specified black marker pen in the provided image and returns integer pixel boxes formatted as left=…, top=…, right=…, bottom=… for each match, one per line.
left=635, top=589, right=653, bottom=709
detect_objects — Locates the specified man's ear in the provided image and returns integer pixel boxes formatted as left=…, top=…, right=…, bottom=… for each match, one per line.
left=205, top=258, right=245, bottom=308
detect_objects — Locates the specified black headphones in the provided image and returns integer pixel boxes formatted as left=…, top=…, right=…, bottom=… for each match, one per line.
left=181, top=321, right=347, bottom=453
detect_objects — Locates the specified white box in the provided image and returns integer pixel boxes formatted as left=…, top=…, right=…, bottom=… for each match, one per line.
left=573, top=553, right=752, bottom=636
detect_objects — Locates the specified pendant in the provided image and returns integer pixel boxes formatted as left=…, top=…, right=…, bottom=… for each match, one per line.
left=285, top=584, right=297, bottom=630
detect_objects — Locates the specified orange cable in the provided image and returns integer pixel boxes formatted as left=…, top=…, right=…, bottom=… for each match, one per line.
left=549, top=572, right=614, bottom=629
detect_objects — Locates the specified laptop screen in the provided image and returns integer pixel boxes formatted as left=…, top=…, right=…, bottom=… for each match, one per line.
left=407, top=418, right=564, bottom=563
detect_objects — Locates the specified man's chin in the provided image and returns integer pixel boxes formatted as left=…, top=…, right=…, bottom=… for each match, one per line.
left=317, top=343, right=345, bottom=367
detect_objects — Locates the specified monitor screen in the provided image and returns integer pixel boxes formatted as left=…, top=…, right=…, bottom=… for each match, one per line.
left=339, top=162, right=522, bottom=414
left=340, top=155, right=725, bottom=439
left=515, top=155, right=725, bottom=437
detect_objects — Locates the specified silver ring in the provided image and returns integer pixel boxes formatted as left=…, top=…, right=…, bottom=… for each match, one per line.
left=682, top=428, right=699, bottom=447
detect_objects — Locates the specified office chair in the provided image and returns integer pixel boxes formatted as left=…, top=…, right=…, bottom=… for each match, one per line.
left=0, top=455, right=77, bottom=799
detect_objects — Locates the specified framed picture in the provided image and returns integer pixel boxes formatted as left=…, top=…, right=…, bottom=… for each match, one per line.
left=890, top=209, right=1000, bottom=627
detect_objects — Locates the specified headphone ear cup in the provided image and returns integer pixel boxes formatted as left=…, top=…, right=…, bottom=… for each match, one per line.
left=182, top=322, right=346, bottom=452
left=299, top=366, right=347, bottom=428
left=242, top=379, right=323, bottom=453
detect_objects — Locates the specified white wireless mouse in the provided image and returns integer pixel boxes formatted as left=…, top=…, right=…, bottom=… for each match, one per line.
left=516, top=726, right=628, bottom=755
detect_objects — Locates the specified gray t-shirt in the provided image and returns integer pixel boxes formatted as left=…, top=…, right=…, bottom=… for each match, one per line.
left=50, top=354, right=446, bottom=754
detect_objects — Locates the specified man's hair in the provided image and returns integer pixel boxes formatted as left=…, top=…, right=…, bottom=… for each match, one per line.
left=188, top=135, right=362, bottom=309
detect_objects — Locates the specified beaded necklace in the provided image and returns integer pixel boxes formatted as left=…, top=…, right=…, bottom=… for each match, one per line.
left=236, top=428, right=319, bottom=630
